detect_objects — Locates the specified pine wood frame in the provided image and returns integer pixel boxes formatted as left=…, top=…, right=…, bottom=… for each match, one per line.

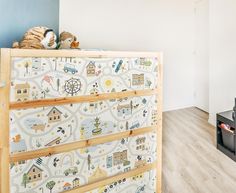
left=0, top=48, right=163, bottom=193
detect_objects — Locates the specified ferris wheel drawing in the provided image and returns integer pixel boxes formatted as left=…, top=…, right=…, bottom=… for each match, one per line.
left=64, top=78, right=82, bottom=96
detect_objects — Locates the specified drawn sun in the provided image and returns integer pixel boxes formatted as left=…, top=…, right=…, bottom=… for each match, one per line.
left=105, top=79, right=112, bottom=87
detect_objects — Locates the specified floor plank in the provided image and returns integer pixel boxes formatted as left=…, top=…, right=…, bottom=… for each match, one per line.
left=163, top=107, right=236, bottom=193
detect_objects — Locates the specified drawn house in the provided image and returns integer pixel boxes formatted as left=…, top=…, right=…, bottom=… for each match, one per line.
left=136, top=137, right=146, bottom=151
left=117, top=104, right=132, bottom=117
left=14, top=83, right=30, bottom=101
left=47, top=107, right=62, bottom=123
left=113, top=150, right=128, bottom=166
left=26, top=164, right=43, bottom=183
left=88, top=167, right=108, bottom=183
left=63, top=182, right=72, bottom=191
left=132, top=74, right=144, bottom=86
left=10, top=135, right=27, bottom=165
left=86, top=62, right=96, bottom=76
left=72, top=178, right=80, bottom=188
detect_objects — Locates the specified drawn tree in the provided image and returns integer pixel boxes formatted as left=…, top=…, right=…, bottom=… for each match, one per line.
left=142, top=98, right=147, bottom=104
left=46, top=181, right=56, bottom=193
left=130, top=100, right=133, bottom=113
left=54, top=58, right=58, bottom=71
left=146, top=79, right=152, bottom=88
left=21, top=173, right=29, bottom=188
left=24, top=62, right=29, bottom=74
left=39, top=187, right=44, bottom=193
left=67, top=124, right=73, bottom=136
left=125, top=121, right=129, bottom=130
left=41, top=88, right=50, bottom=99
left=57, top=78, right=60, bottom=91
left=64, top=78, right=81, bottom=96
left=41, top=88, right=49, bottom=110
left=88, top=154, right=91, bottom=170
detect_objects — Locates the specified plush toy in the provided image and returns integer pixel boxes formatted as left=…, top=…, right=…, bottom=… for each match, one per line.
left=58, top=31, right=79, bottom=49
left=12, top=26, right=57, bottom=49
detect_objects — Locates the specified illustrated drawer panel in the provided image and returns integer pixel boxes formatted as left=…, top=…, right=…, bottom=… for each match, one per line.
left=10, top=95, right=158, bottom=152
left=10, top=132, right=157, bottom=193
left=87, top=169, right=157, bottom=193
left=10, top=57, right=158, bottom=102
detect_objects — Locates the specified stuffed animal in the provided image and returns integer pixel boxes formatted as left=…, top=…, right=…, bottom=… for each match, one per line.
left=12, top=26, right=57, bottom=49
left=58, top=31, right=79, bottom=49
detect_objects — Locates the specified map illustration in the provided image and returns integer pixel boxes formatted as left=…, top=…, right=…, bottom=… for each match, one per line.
left=9, top=56, right=158, bottom=193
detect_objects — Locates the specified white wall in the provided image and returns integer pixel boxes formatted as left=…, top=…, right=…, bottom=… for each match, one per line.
left=60, top=0, right=195, bottom=111
left=209, top=0, right=236, bottom=124
left=194, top=0, right=209, bottom=112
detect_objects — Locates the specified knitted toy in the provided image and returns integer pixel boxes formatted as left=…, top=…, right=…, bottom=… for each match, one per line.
left=58, top=31, right=79, bottom=49
left=12, top=26, right=57, bottom=49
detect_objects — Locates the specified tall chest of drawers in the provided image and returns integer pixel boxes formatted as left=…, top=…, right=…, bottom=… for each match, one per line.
left=0, top=49, right=163, bottom=193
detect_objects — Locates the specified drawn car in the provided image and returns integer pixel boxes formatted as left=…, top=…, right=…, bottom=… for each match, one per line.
left=135, top=185, right=146, bottom=193
left=45, top=137, right=62, bottom=147
left=64, top=166, right=78, bottom=176
left=130, top=121, right=140, bottom=130
left=64, top=64, right=78, bottom=74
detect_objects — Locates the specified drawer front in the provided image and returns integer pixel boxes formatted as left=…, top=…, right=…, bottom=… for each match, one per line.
left=10, top=57, right=158, bottom=102
left=10, top=133, right=157, bottom=193
left=10, top=95, right=158, bottom=152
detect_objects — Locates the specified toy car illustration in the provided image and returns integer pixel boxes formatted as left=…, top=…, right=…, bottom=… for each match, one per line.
left=45, top=137, right=62, bottom=147
left=64, top=166, right=78, bottom=176
left=135, top=185, right=146, bottom=193
left=130, top=121, right=140, bottom=130
left=64, top=64, right=78, bottom=74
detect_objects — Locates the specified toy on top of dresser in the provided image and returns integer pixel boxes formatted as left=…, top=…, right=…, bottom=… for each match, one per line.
left=12, top=26, right=58, bottom=49
left=58, top=31, right=80, bottom=49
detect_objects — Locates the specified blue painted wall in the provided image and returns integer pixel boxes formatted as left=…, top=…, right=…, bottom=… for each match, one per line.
left=0, top=0, right=59, bottom=48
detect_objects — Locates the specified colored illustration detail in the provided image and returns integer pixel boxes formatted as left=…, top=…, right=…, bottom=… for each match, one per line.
left=10, top=95, right=158, bottom=152
left=10, top=133, right=157, bottom=193
left=9, top=56, right=158, bottom=193
left=10, top=57, right=158, bottom=102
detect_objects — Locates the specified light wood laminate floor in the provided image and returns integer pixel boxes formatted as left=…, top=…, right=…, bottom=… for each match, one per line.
left=163, top=107, right=236, bottom=193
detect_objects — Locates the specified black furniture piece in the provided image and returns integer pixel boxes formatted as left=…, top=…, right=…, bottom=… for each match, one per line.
left=217, top=110, right=236, bottom=161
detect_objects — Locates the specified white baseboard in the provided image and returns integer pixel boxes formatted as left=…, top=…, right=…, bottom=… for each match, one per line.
left=163, top=104, right=195, bottom=112
left=164, top=105, right=216, bottom=127
left=208, top=114, right=215, bottom=126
